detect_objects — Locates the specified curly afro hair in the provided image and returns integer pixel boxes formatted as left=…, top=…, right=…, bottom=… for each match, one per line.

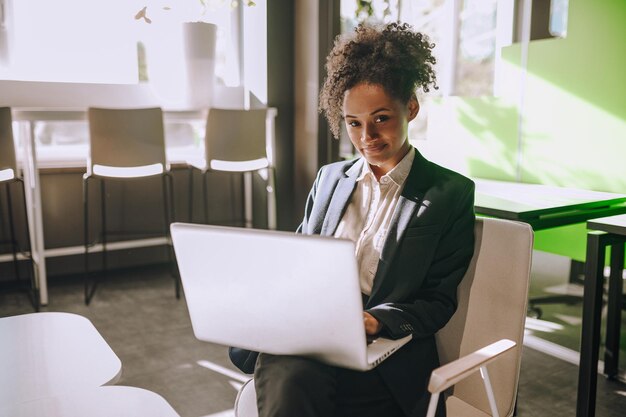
left=319, top=22, right=438, bottom=138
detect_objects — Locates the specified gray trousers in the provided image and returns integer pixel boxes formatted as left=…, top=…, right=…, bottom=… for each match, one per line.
left=254, top=353, right=406, bottom=417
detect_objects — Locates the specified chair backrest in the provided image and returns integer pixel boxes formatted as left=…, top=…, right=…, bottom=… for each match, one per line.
left=87, top=107, right=167, bottom=175
left=436, top=217, right=533, bottom=416
left=0, top=107, right=18, bottom=177
left=204, top=108, right=272, bottom=171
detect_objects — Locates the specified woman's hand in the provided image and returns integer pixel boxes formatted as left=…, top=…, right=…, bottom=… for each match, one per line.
left=363, top=312, right=383, bottom=335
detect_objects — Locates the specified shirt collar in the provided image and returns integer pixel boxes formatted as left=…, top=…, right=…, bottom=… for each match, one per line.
left=352, top=146, right=415, bottom=185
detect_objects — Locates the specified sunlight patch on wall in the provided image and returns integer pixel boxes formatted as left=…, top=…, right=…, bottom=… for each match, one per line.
left=520, top=70, right=626, bottom=193
left=419, top=95, right=519, bottom=181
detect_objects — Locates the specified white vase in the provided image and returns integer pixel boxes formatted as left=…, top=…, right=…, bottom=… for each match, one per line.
left=144, top=21, right=216, bottom=109
left=182, top=21, right=217, bottom=108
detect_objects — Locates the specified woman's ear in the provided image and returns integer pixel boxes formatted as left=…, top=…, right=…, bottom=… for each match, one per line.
left=407, top=94, right=420, bottom=121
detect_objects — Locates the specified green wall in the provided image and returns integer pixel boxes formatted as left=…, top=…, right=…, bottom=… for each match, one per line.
left=421, top=0, right=626, bottom=261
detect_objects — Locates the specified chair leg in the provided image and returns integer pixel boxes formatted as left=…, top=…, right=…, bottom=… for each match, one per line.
left=5, top=182, right=21, bottom=282
left=85, top=176, right=104, bottom=305
left=203, top=171, right=209, bottom=224
left=16, top=178, right=39, bottom=311
left=101, top=178, right=108, bottom=275
left=162, top=173, right=180, bottom=299
left=162, top=173, right=172, bottom=226
left=231, top=174, right=238, bottom=226
left=188, top=166, right=194, bottom=223
left=169, top=173, right=181, bottom=299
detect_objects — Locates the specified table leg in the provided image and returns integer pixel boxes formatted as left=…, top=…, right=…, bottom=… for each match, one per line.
left=604, top=240, right=624, bottom=379
left=576, top=231, right=607, bottom=417
left=19, top=121, right=48, bottom=306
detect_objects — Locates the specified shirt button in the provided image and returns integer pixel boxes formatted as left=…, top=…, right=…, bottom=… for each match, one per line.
left=381, top=177, right=389, bottom=184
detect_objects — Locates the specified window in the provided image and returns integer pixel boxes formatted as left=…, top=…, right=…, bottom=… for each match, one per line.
left=3, top=0, right=262, bottom=168
left=337, top=0, right=510, bottom=148
left=0, top=0, right=243, bottom=86
left=0, top=0, right=137, bottom=83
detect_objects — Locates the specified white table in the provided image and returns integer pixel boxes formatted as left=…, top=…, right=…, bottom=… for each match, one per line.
left=0, top=386, right=180, bottom=417
left=0, top=312, right=122, bottom=404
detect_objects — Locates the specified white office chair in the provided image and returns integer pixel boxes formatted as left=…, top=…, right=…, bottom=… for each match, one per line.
left=233, top=217, right=534, bottom=417
left=84, top=107, right=179, bottom=304
left=189, top=108, right=277, bottom=230
left=0, top=107, right=39, bottom=310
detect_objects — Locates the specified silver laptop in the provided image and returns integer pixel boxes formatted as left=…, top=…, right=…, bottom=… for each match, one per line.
left=170, top=223, right=412, bottom=371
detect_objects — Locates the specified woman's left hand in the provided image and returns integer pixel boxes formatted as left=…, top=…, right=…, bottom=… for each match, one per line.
left=363, top=312, right=383, bottom=335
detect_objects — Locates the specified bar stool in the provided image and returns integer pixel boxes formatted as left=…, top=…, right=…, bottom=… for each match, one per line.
left=84, top=107, right=179, bottom=305
left=0, top=107, right=39, bottom=310
left=189, top=108, right=277, bottom=229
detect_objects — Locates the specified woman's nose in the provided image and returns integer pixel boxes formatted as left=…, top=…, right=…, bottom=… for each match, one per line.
left=361, top=123, right=377, bottom=141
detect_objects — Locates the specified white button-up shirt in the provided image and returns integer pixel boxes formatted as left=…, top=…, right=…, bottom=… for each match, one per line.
left=334, top=147, right=415, bottom=295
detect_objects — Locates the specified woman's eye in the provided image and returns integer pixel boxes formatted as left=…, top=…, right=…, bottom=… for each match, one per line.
left=374, top=115, right=389, bottom=123
left=348, top=120, right=360, bottom=127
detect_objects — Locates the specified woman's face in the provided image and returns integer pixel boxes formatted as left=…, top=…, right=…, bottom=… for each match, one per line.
left=343, top=83, right=419, bottom=178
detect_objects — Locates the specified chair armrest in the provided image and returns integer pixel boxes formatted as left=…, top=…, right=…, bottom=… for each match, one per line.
left=428, top=339, right=516, bottom=394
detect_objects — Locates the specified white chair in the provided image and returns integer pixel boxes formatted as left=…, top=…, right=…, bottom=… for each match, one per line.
left=0, top=386, right=180, bottom=417
left=84, top=107, right=179, bottom=304
left=0, top=312, right=122, bottom=405
left=189, top=108, right=277, bottom=230
left=233, top=217, right=534, bottom=417
left=0, top=107, right=38, bottom=310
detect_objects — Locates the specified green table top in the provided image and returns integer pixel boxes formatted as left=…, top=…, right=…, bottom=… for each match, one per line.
left=474, top=179, right=626, bottom=230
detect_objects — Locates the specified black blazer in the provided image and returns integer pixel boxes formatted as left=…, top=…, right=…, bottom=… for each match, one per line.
left=230, top=149, right=475, bottom=416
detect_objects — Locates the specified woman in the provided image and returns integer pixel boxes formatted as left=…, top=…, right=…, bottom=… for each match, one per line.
left=231, top=22, right=475, bottom=417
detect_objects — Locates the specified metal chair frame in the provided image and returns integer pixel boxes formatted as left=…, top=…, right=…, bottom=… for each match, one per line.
left=0, top=107, right=39, bottom=311
left=0, top=178, right=39, bottom=310
left=188, top=108, right=277, bottom=230
left=83, top=107, right=180, bottom=305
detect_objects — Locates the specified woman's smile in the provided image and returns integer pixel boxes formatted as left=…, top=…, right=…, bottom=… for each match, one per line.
left=361, top=143, right=387, bottom=154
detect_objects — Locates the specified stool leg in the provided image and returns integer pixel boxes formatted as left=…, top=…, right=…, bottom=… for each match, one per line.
left=243, top=172, right=253, bottom=228
left=17, top=178, right=39, bottom=311
left=162, top=173, right=171, bottom=230
left=162, top=172, right=180, bottom=299
left=169, top=173, right=180, bottom=298
left=188, top=166, right=194, bottom=222
left=231, top=174, right=239, bottom=226
left=100, top=178, right=107, bottom=275
left=203, top=171, right=209, bottom=224
left=85, top=177, right=105, bottom=305
left=5, top=182, right=21, bottom=281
